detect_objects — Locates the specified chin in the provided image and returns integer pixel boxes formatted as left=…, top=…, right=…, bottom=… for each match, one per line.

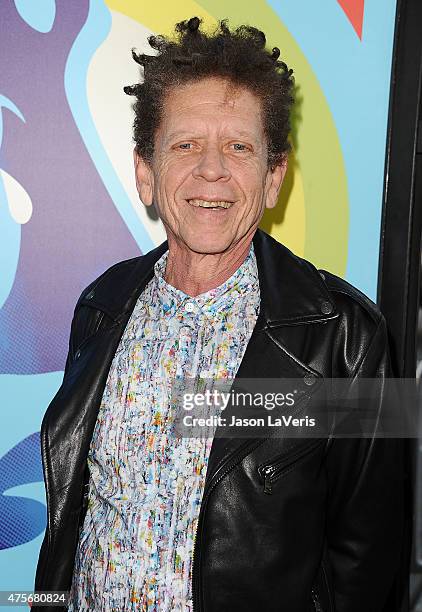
left=183, top=235, right=234, bottom=255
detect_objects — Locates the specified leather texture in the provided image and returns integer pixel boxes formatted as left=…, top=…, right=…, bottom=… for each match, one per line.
left=33, top=229, right=404, bottom=612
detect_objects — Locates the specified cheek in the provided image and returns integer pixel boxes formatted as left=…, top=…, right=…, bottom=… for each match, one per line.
left=232, top=168, right=267, bottom=205
left=233, top=157, right=266, bottom=183
left=159, top=161, right=192, bottom=199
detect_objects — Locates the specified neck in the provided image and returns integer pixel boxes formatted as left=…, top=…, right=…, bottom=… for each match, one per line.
left=164, top=237, right=254, bottom=297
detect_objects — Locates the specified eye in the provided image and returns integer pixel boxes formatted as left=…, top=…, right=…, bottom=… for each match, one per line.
left=231, top=143, right=249, bottom=152
left=178, top=143, right=192, bottom=150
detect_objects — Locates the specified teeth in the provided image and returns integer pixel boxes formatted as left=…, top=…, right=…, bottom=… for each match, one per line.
left=189, top=199, right=232, bottom=209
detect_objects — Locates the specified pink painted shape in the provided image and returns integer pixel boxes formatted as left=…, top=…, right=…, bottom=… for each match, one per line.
left=337, top=0, right=365, bottom=40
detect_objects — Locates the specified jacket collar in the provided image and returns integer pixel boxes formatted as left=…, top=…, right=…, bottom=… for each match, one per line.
left=251, top=229, right=338, bottom=328
left=80, top=228, right=338, bottom=328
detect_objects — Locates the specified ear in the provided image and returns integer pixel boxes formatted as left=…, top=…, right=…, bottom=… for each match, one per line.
left=133, top=148, right=154, bottom=206
left=265, top=156, right=288, bottom=210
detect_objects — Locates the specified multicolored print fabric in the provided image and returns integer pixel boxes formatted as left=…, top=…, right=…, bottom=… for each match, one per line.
left=68, top=245, right=260, bottom=611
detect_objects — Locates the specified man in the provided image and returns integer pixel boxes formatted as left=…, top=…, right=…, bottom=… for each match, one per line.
left=34, top=17, right=404, bottom=612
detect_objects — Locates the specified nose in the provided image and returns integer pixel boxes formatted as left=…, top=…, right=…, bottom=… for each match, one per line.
left=192, top=145, right=231, bottom=182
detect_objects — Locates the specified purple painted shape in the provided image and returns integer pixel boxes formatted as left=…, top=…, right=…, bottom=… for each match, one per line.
left=0, top=0, right=141, bottom=373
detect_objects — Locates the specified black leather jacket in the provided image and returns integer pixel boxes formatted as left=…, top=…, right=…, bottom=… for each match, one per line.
left=34, top=229, right=404, bottom=612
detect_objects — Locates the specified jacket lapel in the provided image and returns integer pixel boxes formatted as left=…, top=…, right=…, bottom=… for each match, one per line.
left=203, top=321, right=333, bottom=485
left=202, top=230, right=339, bottom=487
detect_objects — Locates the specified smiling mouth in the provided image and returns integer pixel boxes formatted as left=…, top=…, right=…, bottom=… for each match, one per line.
left=187, top=198, right=233, bottom=209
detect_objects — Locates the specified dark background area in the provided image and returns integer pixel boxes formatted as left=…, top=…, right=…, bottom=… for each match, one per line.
left=377, top=0, right=422, bottom=609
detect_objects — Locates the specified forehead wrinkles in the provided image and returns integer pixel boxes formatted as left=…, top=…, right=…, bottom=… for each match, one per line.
left=162, top=103, right=264, bottom=144
left=156, top=78, right=265, bottom=150
left=165, top=96, right=256, bottom=125
left=166, top=78, right=261, bottom=118
left=167, top=77, right=245, bottom=108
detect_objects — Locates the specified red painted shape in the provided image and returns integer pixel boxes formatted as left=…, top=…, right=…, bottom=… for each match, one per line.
left=337, top=0, right=365, bottom=39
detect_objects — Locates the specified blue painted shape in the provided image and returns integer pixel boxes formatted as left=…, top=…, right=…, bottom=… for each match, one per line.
left=0, top=368, right=62, bottom=548
left=0, top=370, right=65, bottom=589
left=0, top=495, right=46, bottom=550
left=0, top=371, right=63, bottom=458
left=0, top=530, right=46, bottom=604
left=0, top=433, right=45, bottom=549
left=268, top=0, right=397, bottom=300
left=64, top=0, right=154, bottom=253
left=13, top=0, right=56, bottom=33
left=0, top=370, right=64, bottom=550
left=0, top=95, right=25, bottom=146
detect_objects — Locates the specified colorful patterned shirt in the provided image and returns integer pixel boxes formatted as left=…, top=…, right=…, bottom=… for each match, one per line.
left=68, top=245, right=260, bottom=611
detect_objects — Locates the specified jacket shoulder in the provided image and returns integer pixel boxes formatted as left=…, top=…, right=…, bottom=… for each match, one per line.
left=75, top=240, right=168, bottom=309
left=318, top=268, right=383, bottom=328
left=75, top=255, right=142, bottom=306
left=317, top=268, right=390, bottom=377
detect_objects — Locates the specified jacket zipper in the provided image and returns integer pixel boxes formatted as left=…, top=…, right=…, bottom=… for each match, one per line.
left=258, top=439, right=322, bottom=494
left=191, top=439, right=265, bottom=612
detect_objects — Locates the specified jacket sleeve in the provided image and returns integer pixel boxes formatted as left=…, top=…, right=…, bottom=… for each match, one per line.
left=324, top=314, right=405, bottom=612
left=33, top=282, right=99, bottom=606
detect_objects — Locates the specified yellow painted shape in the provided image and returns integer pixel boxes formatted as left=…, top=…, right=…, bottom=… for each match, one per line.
left=260, top=147, right=305, bottom=256
left=105, top=0, right=216, bottom=35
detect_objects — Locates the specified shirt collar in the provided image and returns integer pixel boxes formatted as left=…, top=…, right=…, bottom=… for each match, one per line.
left=78, top=229, right=338, bottom=328
left=153, top=244, right=259, bottom=319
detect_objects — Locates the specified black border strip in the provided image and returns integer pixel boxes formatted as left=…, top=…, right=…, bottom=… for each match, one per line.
left=377, top=1, right=422, bottom=609
left=377, top=0, right=422, bottom=378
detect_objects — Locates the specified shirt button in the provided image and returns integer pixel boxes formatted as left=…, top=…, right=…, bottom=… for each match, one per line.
left=184, top=302, right=196, bottom=313
left=75, top=349, right=81, bottom=360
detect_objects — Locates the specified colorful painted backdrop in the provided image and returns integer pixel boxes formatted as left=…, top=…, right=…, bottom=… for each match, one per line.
left=0, top=0, right=397, bottom=599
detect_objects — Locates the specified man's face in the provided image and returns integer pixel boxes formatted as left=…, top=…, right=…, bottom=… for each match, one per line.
left=134, top=77, right=287, bottom=255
